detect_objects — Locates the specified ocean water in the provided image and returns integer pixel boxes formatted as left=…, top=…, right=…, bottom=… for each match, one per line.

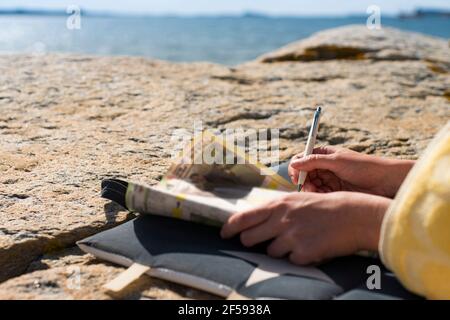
left=1, top=15, right=449, bottom=65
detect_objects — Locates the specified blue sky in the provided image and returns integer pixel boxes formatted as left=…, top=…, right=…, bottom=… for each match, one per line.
left=1, top=0, right=449, bottom=16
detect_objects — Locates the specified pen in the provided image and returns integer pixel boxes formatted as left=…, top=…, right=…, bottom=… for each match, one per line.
left=297, top=106, right=322, bottom=192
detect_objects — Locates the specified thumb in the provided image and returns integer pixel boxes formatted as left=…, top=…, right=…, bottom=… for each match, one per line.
left=290, top=154, right=340, bottom=172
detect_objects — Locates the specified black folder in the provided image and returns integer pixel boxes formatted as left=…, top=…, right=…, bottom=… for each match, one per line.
left=77, top=214, right=419, bottom=300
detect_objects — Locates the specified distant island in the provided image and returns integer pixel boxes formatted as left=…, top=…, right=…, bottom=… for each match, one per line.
left=0, top=8, right=67, bottom=16
left=0, top=7, right=449, bottom=18
left=399, top=8, right=450, bottom=19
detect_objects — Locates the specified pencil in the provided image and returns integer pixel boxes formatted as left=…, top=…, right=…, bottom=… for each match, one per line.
left=297, top=106, right=322, bottom=192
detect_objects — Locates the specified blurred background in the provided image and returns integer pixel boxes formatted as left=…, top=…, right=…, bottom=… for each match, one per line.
left=1, top=0, right=449, bottom=65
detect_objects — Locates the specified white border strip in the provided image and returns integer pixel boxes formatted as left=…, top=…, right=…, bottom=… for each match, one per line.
left=77, top=243, right=233, bottom=297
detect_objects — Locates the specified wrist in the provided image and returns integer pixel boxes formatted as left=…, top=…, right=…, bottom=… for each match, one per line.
left=348, top=193, right=391, bottom=252
left=382, top=159, right=415, bottom=197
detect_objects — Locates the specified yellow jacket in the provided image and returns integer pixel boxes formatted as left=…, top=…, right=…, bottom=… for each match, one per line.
left=379, top=122, right=450, bottom=299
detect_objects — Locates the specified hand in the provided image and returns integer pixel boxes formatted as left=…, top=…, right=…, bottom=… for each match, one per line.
left=221, top=192, right=390, bottom=265
left=288, top=146, right=415, bottom=198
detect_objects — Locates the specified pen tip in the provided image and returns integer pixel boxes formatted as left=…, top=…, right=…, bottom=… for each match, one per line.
left=297, top=184, right=303, bottom=192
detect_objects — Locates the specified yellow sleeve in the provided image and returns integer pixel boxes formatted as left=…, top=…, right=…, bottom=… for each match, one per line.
left=379, top=121, right=450, bottom=299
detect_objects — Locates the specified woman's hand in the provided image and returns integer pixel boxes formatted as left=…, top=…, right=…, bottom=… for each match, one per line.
left=288, top=146, right=415, bottom=198
left=221, top=191, right=390, bottom=265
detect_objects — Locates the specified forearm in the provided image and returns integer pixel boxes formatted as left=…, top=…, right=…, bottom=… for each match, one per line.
left=382, top=159, right=415, bottom=197
left=338, top=192, right=391, bottom=252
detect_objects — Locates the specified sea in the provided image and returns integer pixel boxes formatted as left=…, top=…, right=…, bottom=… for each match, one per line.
left=1, top=14, right=449, bottom=65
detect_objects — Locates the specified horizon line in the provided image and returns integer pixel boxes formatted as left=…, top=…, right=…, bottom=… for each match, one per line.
left=1, top=6, right=449, bottom=19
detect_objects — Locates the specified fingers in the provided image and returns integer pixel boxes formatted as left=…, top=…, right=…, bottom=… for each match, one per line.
left=268, top=234, right=325, bottom=265
left=289, top=238, right=326, bottom=265
left=302, top=176, right=317, bottom=192
left=287, top=161, right=296, bottom=183
left=266, top=233, right=294, bottom=258
left=288, top=167, right=319, bottom=191
left=239, top=217, right=282, bottom=247
left=316, top=170, right=341, bottom=191
left=289, top=250, right=320, bottom=265
left=288, top=162, right=317, bottom=185
left=289, top=146, right=339, bottom=184
left=220, top=205, right=272, bottom=239
left=290, top=153, right=339, bottom=173
left=311, top=145, right=338, bottom=155
left=290, top=146, right=337, bottom=162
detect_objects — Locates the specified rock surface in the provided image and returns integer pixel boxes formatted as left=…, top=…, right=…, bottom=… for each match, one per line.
left=259, top=25, right=450, bottom=64
left=0, top=25, right=449, bottom=299
left=0, top=247, right=217, bottom=299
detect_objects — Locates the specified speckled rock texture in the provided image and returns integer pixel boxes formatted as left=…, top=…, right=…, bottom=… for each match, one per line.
left=0, top=25, right=449, bottom=299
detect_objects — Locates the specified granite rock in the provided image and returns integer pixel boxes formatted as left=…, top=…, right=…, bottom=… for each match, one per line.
left=0, top=25, right=449, bottom=299
left=0, top=248, right=217, bottom=299
left=259, top=25, right=450, bottom=65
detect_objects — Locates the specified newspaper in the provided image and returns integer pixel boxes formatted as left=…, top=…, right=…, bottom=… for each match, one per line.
left=163, top=130, right=294, bottom=191
left=125, top=130, right=295, bottom=226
